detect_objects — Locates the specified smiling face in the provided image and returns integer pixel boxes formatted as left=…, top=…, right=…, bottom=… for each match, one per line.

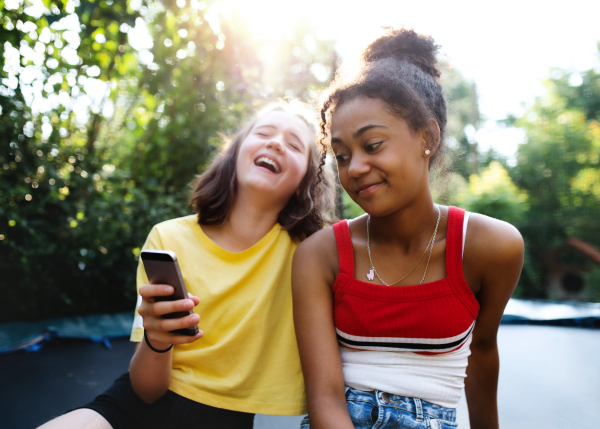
left=235, top=110, right=312, bottom=207
left=330, top=96, right=434, bottom=216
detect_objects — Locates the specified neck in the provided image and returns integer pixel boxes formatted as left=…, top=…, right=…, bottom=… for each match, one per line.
left=202, top=188, right=285, bottom=252
left=369, top=194, right=439, bottom=251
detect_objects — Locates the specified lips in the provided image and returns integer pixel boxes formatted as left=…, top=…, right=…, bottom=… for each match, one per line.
left=356, top=181, right=383, bottom=196
left=254, top=155, right=281, bottom=174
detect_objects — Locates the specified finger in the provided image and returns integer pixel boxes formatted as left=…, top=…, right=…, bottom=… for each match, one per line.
left=150, top=299, right=197, bottom=317
left=138, top=298, right=195, bottom=318
left=187, top=293, right=200, bottom=306
left=139, top=284, right=174, bottom=299
left=144, top=312, right=200, bottom=333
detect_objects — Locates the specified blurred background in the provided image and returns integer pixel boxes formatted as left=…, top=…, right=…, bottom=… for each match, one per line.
left=2, top=0, right=600, bottom=428
left=2, top=0, right=600, bottom=321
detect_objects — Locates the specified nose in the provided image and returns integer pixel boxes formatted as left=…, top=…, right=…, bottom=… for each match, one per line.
left=266, top=135, right=285, bottom=153
left=347, top=153, right=370, bottom=178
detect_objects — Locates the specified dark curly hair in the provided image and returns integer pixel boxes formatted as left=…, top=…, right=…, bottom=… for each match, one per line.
left=318, top=28, right=447, bottom=169
left=190, top=103, right=336, bottom=241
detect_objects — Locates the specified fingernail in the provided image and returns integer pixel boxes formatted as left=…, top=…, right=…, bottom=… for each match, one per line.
left=191, top=314, right=199, bottom=323
left=165, top=286, right=173, bottom=293
left=184, top=300, right=193, bottom=310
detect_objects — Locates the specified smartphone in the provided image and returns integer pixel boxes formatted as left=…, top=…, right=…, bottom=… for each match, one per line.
left=140, top=249, right=199, bottom=336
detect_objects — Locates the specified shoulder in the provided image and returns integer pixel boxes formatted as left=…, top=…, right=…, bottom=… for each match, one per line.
left=464, top=212, right=524, bottom=287
left=152, top=214, right=199, bottom=235
left=296, top=224, right=337, bottom=261
left=145, top=215, right=199, bottom=249
left=467, top=212, right=524, bottom=261
left=294, top=223, right=340, bottom=283
left=462, top=212, right=525, bottom=345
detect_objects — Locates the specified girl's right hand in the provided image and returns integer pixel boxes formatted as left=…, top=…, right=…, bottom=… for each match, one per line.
left=137, top=283, right=204, bottom=350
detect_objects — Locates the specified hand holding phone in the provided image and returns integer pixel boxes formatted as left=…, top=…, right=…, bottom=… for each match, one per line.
left=140, top=250, right=200, bottom=337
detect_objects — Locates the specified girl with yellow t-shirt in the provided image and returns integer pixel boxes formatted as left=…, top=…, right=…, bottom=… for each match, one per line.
left=39, top=103, right=335, bottom=429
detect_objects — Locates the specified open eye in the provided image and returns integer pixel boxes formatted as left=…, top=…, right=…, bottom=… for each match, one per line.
left=334, top=153, right=350, bottom=164
left=365, top=142, right=382, bottom=153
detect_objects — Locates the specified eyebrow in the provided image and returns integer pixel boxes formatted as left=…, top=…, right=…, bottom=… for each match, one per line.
left=331, top=124, right=388, bottom=145
left=352, top=124, right=387, bottom=139
left=255, top=124, right=306, bottom=151
left=255, top=124, right=276, bottom=132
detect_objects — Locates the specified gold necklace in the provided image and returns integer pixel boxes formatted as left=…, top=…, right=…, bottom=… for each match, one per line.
left=366, top=205, right=441, bottom=286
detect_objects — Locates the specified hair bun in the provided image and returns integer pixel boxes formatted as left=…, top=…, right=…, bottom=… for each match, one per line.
left=361, top=28, right=441, bottom=78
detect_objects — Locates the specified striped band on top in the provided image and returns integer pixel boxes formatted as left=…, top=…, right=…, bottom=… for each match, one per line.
left=336, top=322, right=475, bottom=353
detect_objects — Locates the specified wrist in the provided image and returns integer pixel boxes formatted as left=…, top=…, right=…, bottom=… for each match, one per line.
left=143, top=330, right=173, bottom=353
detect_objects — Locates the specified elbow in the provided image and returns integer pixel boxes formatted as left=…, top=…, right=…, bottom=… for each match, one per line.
left=129, top=364, right=169, bottom=404
left=134, top=388, right=166, bottom=405
left=130, top=375, right=168, bottom=404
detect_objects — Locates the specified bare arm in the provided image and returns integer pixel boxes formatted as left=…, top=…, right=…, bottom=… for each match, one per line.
left=293, top=228, right=354, bottom=429
left=129, top=284, right=203, bottom=404
left=464, top=216, right=524, bottom=429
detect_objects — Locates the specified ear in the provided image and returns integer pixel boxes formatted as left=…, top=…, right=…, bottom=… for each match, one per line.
left=421, top=119, right=441, bottom=157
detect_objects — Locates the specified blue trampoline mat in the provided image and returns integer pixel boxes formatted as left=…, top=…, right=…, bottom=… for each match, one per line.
left=0, top=311, right=133, bottom=353
left=1, top=298, right=599, bottom=354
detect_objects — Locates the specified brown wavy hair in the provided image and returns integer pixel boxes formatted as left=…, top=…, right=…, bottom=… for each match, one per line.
left=190, top=103, right=336, bottom=241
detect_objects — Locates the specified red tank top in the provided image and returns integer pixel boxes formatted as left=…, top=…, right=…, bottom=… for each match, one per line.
left=332, top=206, right=480, bottom=355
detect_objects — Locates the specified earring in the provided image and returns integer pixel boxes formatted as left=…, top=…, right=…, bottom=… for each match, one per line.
left=424, top=149, right=431, bottom=156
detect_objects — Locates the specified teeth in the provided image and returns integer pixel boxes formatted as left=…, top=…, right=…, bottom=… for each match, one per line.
left=256, top=156, right=280, bottom=173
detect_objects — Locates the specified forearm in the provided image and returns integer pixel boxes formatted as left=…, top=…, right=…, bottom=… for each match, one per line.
left=292, top=235, right=354, bottom=429
left=465, top=344, right=500, bottom=429
left=307, top=394, right=355, bottom=429
left=130, top=284, right=202, bottom=403
left=129, top=339, right=173, bottom=404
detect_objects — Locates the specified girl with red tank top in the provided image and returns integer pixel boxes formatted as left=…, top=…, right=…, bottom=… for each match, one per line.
left=333, top=207, right=478, bottom=357
left=292, top=29, right=524, bottom=429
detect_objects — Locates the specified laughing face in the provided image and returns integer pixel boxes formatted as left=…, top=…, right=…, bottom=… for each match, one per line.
left=235, top=110, right=312, bottom=207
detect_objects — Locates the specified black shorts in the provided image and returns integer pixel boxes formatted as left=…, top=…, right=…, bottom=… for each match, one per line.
left=76, top=373, right=254, bottom=429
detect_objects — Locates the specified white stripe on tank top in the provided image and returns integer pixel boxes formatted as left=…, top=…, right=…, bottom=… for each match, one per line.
left=340, top=211, right=472, bottom=409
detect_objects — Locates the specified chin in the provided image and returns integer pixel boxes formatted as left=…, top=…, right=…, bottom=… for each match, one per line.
left=363, top=208, right=390, bottom=218
left=356, top=199, right=398, bottom=218
left=244, top=179, right=288, bottom=199
left=247, top=182, right=278, bottom=194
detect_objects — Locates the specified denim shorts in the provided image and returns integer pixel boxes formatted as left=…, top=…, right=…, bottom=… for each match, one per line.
left=300, top=386, right=457, bottom=429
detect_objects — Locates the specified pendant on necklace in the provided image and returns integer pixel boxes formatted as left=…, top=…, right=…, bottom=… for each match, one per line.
left=366, top=268, right=375, bottom=281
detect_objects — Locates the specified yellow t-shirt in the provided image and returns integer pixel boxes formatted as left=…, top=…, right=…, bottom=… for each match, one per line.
left=130, top=215, right=305, bottom=415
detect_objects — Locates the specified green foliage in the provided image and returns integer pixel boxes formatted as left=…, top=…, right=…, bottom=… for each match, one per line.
left=0, top=0, right=336, bottom=321
left=431, top=171, right=467, bottom=206
left=583, top=266, right=600, bottom=302
left=510, top=59, right=600, bottom=300
left=457, top=162, right=528, bottom=226
left=250, top=16, right=337, bottom=101
left=341, top=189, right=364, bottom=219
left=438, top=63, right=480, bottom=179
left=435, top=58, right=600, bottom=302
left=431, top=64, right=502, bottom=204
